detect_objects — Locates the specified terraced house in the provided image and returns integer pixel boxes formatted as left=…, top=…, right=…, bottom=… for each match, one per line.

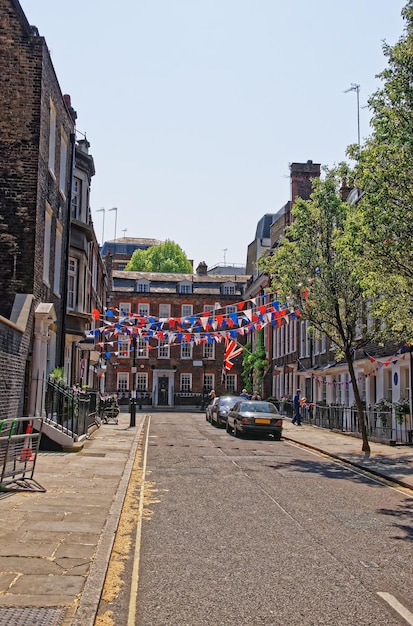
left=103, top=261, right=250, bottom=408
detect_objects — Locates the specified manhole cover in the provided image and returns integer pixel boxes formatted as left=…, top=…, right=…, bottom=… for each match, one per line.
left=0, top=606, right=66, bottom=626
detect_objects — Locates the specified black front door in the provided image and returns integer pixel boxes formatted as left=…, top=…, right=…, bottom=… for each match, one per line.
left=158, top=377, right=169, bottom=405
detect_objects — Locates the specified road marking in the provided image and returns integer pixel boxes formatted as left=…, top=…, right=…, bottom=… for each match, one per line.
left=377, top=592, right=413, bottom=624
left=128, top=415, right=151, bottom=626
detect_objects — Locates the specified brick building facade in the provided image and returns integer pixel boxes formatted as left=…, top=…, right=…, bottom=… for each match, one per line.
left=0, top=0, right=79, bottom=417
left=103, top=264, right=250, bottom=407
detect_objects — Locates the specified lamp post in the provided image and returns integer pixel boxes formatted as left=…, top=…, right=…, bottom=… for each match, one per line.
left=344, top=83, right=360, bottom=147
left=130, top=334, right=137, bottom=427
left=109, top=206, right=118, bottom=242
left=96, top=208, right=105, bottom=244
left=201, top=360, right=207, bottom=409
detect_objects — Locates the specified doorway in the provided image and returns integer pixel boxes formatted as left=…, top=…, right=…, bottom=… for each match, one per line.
left=158, top=376, right=169, bottom=406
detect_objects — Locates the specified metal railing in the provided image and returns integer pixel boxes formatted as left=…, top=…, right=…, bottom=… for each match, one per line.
left=44, top=382, right=98, bottom=438
left=0, top=417, right=45, bottom=491
left=277, top=400, right=413, bottom=444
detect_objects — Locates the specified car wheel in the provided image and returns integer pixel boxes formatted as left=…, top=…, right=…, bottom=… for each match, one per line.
left=226, top=421, right=232, bottom=433
left=274, top=432, right=282, bottom=441
left=234, top=422, right=241, bottom=438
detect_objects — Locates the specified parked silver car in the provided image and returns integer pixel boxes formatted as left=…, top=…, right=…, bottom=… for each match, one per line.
left=226, top=400, right=283, bottom=439
left=209, top=395, right=239, bottom=428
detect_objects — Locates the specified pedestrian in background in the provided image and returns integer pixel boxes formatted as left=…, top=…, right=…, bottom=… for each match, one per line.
left=240, top=388, right=250, bottom=399
left=251, top=390, right=261, bottom=400
left=292, top=388, right=302, bottom=425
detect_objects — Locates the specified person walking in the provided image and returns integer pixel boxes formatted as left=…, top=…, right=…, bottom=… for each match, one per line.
left=292, top=388, right=302, bottom=425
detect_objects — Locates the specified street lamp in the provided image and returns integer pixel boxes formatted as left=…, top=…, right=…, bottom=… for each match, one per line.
left=109, top=207, right=118, bottom=242
left=96, top=208, right=105, bottom=244
left=130, top=333, right=137, bottom=427
left=344, top=83, right=360, bottom=146
left=201, top=360, right=207, bottom=409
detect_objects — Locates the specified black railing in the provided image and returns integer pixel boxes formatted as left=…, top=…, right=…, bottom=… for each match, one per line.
left=278, top=400, right=413, bottom=444
left=44, top=382, right=98, bottom=438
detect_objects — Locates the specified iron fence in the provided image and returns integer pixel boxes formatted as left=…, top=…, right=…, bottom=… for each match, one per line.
left=44, top=382, right=98, bottom=438
left=0, top=417, right=45, bottom=491
left=278, top=400, right=413, bottom=444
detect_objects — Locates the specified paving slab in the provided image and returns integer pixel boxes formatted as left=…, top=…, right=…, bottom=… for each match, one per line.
left=0, top=413, right=144, bottom=624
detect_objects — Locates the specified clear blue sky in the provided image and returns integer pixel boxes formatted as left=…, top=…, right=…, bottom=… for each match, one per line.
left=22, top=0, right=406, bottom=268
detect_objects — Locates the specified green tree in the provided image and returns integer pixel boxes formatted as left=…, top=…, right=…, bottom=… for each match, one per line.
left=125, top=240, right=193, bottom=273
left=348, top=1, right=413, bottom=341
left=260, top=167, right=373, bottom=452
left=241, top=331, right=267, bottom=394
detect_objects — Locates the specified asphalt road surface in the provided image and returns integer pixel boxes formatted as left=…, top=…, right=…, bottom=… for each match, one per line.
left=96, top=412, right=413, bottom=626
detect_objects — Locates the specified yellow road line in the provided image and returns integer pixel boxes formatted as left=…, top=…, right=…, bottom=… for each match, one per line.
left=128, top=415, right=151, bottom=626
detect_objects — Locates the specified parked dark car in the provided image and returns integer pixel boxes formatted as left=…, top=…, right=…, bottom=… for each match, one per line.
left=209, top=395, right=239, bottom=427
left=226, top=400, right=283, bottom=439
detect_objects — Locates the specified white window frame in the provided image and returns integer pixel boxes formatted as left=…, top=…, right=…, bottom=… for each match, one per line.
left=203, top=343, right=215, bottom=359
left=117, top=372, right=129, bottom=392
left=136, top=373, right=148, bottom=392
left=159, top=304, right=171, bottom=319
left=71, top=176, right=81, bottom=219
left=180, top=373, right=192, bottom=392
left=158, top=340, right=170, bottom=358
left=181, top=343, right=192, bottom=359
left=222, top=283, right=236, bottom=295
left=136, top=280, right=150, bottom=293
left=53, top=224, right=63, bottom=295
left=138, top=303, right=150, bottom=316
left=179, top=282, right=192, bottom=294
left=204, top=373, right=214, bottom=392
left=225, top=374, right=237, bottom=393
left=118, top=335, right=130, bottom=358
left=119, top=302, right=131, bottom=317
left=137, top=337, right=149, bottom=359
left=181, top=304, right=193, bottom=317
left=68, top=257, right=77, bottom=309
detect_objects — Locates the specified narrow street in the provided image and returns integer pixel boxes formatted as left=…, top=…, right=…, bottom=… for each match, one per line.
left=96, top=412, right=413, bottom=626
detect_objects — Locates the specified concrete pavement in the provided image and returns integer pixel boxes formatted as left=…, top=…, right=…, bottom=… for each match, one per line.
left=0, top=411, right=412, bottom=626
left=282, top=419, right=413, bottom=491
left=0, top=412, right=145, bottom=626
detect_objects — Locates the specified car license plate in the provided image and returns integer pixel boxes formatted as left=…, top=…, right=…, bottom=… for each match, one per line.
left=255, top=418, right=270, bottom=424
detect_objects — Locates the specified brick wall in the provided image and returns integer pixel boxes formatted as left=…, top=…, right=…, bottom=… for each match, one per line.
left=0, top=0, right=76, bottom=416
left=0, top=317, right=32, bottom=418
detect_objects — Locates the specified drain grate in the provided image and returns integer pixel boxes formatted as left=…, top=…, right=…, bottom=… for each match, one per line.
left=0, top=606, right=66, bottom=626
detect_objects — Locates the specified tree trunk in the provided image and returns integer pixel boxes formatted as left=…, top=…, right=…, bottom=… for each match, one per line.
left=346, top=349, right=370, bottom=454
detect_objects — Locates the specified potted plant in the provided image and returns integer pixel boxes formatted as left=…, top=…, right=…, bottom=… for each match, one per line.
left=374, top=398, right=392, bottom=427
left=394, top=398, right=410, bottom=425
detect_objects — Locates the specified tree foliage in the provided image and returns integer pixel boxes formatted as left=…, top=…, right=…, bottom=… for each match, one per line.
left=241, top=331, right=267, bottom=393
left=348, top=1, right=413, bottom=341
left=125, top=240, right=193, bottom=273
left=259, top=167, right=372, bottom=451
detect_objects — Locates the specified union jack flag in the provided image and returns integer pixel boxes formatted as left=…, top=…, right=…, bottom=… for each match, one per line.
left=223, top=338, right=243, bottom=371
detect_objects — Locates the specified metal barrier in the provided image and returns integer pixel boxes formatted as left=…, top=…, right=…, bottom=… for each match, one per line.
left=0, top=418, right=45, bottom=492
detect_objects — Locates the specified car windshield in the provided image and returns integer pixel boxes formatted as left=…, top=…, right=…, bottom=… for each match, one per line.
left=240, top=401, right=279, bottom=414
left=219, top=397, right=237, bottom=407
